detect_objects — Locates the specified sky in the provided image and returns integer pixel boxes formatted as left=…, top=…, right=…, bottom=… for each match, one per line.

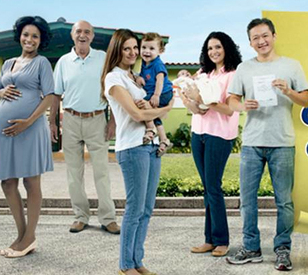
left=1, top=0, right=307, bottom=63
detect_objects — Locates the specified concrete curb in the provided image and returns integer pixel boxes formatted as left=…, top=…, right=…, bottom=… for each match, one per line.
left=0, top=197, right=277, bottom=216
left=0, top=208, right=277, bottom=216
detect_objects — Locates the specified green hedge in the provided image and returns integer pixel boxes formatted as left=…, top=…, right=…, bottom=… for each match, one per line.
left=157, top=175, right=274, bottom=197
left=166, top=123, right=243, bottom=154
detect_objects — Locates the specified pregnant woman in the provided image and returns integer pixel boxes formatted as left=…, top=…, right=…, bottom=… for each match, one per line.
left=0, top=16, right=54, bottom=258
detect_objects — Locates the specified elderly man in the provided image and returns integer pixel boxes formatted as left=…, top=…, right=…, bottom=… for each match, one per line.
left=50, top=20, right=120, bottom=234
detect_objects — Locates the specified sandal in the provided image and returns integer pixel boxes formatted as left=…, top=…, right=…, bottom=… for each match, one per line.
left=157, top=139, right=173, bottom=157
left=143, top=128, right=157, bottom=144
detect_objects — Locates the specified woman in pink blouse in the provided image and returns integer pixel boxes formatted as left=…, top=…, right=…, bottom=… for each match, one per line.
left=182, top=32, right=242, bottom=257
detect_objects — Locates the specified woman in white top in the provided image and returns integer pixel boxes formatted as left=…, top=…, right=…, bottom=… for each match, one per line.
left=101, top=29, right=173, bottom=275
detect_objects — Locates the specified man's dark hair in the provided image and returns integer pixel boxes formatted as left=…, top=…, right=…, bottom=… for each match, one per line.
left=247, top=18, right=276, bottom=40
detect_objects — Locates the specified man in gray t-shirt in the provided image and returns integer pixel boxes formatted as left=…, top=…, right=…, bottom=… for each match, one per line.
left=226, top=18, right=308, bottom=271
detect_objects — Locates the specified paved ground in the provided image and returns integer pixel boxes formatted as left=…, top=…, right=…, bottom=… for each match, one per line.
left=0, top=158, right=126, bottom=200
left=1, top=156, right=307, bottom=274
left=1, top=215, right=308, bottom=275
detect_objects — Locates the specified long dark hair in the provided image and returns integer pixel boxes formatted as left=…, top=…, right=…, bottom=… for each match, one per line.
left=199, top=31, right=242, bottom=74
left=101, top=29, right=139, bottom=100
left=13, top=16, right=52, bottom=50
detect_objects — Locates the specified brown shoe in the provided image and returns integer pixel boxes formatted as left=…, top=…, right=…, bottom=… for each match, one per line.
left=69, top=221, right=88, bottom=233
left=118, top=269, right=141, bottom=275
left=211, top=246, right=229, bottom=257
left=136, top=266, right=157, bottom=275
left=101, top=222, right=121, bottom=234
left=190, top=243, right=215, bottom=253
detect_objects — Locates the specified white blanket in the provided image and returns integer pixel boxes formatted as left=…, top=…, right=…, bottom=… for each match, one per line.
left=173, top=74, right=221, bottom=109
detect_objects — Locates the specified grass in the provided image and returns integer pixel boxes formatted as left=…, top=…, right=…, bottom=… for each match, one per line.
left=161, top=154, right=243, bottom=180
left=161, top=154, right=273, bottom=196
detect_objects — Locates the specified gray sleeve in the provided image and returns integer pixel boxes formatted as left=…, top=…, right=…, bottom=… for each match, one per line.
left=291, top=61, right=308, bottom=92
left=39, top=57, right=55, bottom=96
left=0, top=66, right=4, bottom=89
left=228, top=64, right=244, bottom=97
left=0, top=61, right=9, bottom=89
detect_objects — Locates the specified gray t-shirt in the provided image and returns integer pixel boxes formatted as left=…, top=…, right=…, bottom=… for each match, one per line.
left=229, top=57, right=308, bottom=147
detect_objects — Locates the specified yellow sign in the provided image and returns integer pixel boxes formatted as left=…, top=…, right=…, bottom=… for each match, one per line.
left=263, top=10, right=308, bottom=233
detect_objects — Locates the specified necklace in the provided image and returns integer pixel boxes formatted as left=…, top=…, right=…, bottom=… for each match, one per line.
left=129, top=70, right=143, bottom=88
left=130, top=70, right=137, bottom=82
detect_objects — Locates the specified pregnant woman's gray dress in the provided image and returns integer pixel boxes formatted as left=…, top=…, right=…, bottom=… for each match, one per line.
left=0, top=55, right=54, bottom=180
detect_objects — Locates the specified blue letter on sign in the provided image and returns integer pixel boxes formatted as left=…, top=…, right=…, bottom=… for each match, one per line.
left=300, top=107, right=308, bottom=126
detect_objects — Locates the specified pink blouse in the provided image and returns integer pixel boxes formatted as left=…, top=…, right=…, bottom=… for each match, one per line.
left=191, top=67, right=239, bottom=140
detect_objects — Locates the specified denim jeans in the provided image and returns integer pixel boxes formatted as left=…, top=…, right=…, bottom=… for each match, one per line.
left=117, top=144, right=161, bottom=270
left=191, top=133, right=233, bottom=246
left=240, top=146, right=295, bottom=251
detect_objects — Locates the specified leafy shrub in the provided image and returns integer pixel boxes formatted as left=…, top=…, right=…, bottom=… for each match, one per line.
left=231, top=125, right=242, bottom=153
left=167, top=123, right=191, bottom=153
left=167, top=123, right=243, bottom=154
left=156, top=174, right=274, bottom=197
left=222, top=179, right=240, bottom=196
left=157, top=177, right=185, bottom=197
left=258, top=174, right=274, bottom=196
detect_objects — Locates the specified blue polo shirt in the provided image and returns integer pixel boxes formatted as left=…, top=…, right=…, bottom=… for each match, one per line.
left=140, top=56, right=173, bottom=95
left=54, top=47, right=107, bottom=112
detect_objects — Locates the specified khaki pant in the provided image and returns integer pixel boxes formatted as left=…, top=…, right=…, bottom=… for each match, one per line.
left=62, top=111, right=116, bottom=226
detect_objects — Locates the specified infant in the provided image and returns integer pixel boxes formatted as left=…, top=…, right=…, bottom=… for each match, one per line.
left=173, top=70, right=221, bottom=109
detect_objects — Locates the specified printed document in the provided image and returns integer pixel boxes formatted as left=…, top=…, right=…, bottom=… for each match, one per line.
left=253, top=75, right=278, bottom=107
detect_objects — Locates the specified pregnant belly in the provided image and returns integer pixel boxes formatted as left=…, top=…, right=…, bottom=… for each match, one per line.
left=0, top=95, right=41, bottom=130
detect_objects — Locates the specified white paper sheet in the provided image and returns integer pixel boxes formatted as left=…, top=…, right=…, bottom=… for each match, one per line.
left=253, top=75, right=278, bottom=107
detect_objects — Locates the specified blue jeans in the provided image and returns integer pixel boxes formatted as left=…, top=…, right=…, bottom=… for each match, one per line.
left=116, top=144, right=161, bottom=270
left=240, top=146, right=295, bottom=251
left=191, top=133, right=233, bottom=246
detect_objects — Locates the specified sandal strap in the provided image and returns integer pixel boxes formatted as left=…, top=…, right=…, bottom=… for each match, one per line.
left=159, top=139, right=170, bottom=146
left=145, top=128, right=157, bottom=135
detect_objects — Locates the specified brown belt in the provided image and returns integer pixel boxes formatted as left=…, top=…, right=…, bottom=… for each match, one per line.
left=64, top=108, right=104, bottom=118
